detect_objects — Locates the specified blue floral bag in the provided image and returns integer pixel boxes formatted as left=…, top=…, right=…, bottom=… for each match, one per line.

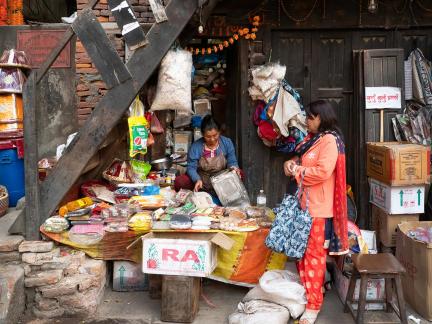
left=265, top=173, right=312, bottom=259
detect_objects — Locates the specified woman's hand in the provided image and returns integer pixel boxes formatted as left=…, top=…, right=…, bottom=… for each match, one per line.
left=194, top=180, right=203, bottom=192
left=230, top=167, right=241, bottom=177
left=284, top=160, right=298, bottom=177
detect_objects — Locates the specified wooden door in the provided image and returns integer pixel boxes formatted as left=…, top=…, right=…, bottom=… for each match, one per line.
left=310, top=32, right=354, bottom=184
left=395, top=29, right=432, bottom=59
left=272, top=31, right=311, bottom=105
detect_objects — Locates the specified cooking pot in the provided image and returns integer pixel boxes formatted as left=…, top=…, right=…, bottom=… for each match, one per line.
left=150, top=157, right=172, bottom=171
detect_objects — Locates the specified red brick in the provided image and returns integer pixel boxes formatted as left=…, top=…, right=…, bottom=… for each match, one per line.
left=77, top=68, right=99, bottom=74
left=97, top=16, right=109, bottom=22
left=78, top=101, right=95, bottom=108
left=78, top=108, right=93, bottom=115
left=100, top=10, right=111, bottom=16
left=94, top=3, right=108, bottom=10
left=77, top=91, right=92, bottom=97
left=92, top=9, right=100, bottom=16
left=76, top=84, right=89, bottom=91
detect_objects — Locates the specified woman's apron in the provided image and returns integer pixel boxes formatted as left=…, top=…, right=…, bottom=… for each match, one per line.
left=197, top=149, right=227, bottom=194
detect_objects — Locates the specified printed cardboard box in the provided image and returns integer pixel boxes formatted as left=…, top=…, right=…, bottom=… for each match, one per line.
left=173, top=131, right=192, bottom=154
left=113, top=261, right=148, bottom=292
left=330, top=260, right=385, bottom=311
left=371, top=205, right=419, bottom=247
left=366, top=142, right=430, bottom=186
left=142, top=232, right=234, bottom=277
left=370, top=178, right=425, bottom=214
left=396, top=221, right=432, bottom=321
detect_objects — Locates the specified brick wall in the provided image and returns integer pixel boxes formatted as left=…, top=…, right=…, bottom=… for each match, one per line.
left=75, top=0, right=157, bottom=125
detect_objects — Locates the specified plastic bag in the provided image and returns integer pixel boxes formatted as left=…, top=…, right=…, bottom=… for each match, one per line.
left=128, top=97, right=150, bottom=157
left=150, top=49, right=193, bottom=114
left=150, top=112, right=164, bottom=134
left=229, top=300, right=290, bottom=324
left=258, top=270, right=306, bottom=305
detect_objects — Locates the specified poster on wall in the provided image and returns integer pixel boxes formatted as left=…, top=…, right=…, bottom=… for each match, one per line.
left=365, top=87, right=402, bottom=109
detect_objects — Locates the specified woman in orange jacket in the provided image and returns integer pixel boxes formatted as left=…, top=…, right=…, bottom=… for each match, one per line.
left=284, top=100, right=349, bottom=324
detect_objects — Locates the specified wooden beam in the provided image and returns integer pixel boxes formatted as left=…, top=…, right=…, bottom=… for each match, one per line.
left=108, top=0, right=148, bottom=50
left=39, top=0, right=199, bottom=220
left=35, top=0, right=99, bottom=84
left=23, top=75, right=41, bottom=240
left=72, top=9, right=132, bottom=89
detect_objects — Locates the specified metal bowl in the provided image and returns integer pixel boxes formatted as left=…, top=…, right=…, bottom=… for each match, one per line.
left=150, top=157, right=172, bottom=171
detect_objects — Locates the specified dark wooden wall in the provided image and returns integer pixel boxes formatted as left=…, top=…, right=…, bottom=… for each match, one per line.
left=0, top=25, right=77, bottom=158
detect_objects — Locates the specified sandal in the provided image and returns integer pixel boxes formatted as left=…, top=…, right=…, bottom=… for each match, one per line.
left=299, top=309, right=319, bottom=324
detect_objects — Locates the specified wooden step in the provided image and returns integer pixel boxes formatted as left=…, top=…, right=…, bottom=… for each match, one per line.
left=72, top=9, right=132, bottom=89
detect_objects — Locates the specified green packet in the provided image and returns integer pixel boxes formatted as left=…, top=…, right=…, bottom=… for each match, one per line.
left=131, top=159, right=151, bottom=181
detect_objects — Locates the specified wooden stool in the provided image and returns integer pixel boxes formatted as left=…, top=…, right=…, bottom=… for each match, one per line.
left=344, top=253, right=408, bottom=324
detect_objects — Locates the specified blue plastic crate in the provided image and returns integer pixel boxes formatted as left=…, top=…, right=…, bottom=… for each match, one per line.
left=0, top=147, right=24, bottom=207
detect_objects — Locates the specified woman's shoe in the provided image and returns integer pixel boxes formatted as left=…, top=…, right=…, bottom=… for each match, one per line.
left=299, top=309, right=319, bottom=324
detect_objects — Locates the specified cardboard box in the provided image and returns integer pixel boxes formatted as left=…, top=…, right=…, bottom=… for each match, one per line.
left=370, top=178, right=425, bottom=214
left=331, top=260, right=385, bottom=310
left=372, top=205, right=419, bottom=247
left=142, top=232, right=234, bottom=277
left=113, top=261, right=149, bottom=292
left=366, top=142, right=430, bottom=186
left=193, top=99, right=211, bottom=116
left=173, top=131, right=192, bottom=154
left=396, top=221, right=432, bottom=321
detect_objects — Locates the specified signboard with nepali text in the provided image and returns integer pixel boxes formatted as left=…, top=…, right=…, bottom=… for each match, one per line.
left=365, top=87, right=402, bottom=109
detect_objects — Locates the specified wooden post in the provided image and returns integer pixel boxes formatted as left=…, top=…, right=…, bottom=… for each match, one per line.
left=23, top=74, right=41, bottom=240
left=379, top=109, right=384, bottom=142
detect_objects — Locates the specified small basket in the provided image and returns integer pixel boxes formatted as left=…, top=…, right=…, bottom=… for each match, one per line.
left=102, top=159, right=134, bottom=185
left=0, top=185, right=9, bottom=217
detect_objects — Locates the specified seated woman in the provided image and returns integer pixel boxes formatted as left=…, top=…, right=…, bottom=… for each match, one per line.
left=174, top=115, right=241, bottom=197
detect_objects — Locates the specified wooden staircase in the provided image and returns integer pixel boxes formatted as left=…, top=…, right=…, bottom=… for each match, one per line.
left=21, top=0, right=200, bottom=239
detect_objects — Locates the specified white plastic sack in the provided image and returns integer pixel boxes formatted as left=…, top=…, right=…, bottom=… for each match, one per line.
left=241, top=268, right=306, bottom=318
left=150, top=49, right=193, bottom=114
left=229, top=300, right=290, bottom=324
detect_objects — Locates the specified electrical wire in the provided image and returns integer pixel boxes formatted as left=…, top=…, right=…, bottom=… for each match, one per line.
left=280, top=0, right=320, bottom=23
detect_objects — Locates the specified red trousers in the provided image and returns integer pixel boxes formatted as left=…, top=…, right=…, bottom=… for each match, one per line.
left=297, top=218, right=327, bottom=311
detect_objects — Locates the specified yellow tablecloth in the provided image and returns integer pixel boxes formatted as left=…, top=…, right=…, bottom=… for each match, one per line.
left=41, top=228, right=287, bottom=285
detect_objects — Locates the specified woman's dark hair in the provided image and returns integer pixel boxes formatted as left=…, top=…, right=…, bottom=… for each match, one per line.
left=305, top=100, right=343, bottom=135
left=201, top=115, right=220, bottom=134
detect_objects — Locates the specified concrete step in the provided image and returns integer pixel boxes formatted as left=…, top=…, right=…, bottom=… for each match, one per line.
left=0, top=264, right=25, bottom=324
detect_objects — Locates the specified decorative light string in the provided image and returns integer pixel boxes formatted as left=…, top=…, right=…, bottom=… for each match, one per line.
left=185, top=16, right=261, bottom=55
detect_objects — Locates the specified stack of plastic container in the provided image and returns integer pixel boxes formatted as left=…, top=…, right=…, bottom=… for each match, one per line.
left=0, top=49, right=30, bottom=207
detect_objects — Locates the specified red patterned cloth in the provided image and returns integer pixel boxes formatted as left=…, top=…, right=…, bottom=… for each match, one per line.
left=297, top=218, right=327, bottom=310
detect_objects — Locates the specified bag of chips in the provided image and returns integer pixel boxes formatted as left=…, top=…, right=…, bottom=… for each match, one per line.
left=128, top=97, right=150, bottom=157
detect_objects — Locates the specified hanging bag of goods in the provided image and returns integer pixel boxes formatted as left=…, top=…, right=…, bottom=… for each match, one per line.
left=150, top=48, right=193, bottom=115
left=128, top=97, right=150, bottom=157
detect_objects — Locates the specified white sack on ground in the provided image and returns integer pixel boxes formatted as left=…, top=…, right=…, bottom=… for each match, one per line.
left=230, top=269, right=307, bottom=321
left=228, top=300, right=290, bottom=324
left=150, top=49, right=193, bottom=114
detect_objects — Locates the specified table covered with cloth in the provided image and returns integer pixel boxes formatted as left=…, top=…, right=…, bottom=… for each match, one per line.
left=41, top=228, right=287, bottom=286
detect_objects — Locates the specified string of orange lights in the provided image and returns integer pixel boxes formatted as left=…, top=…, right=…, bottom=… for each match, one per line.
left=185, top=16, right=261, bottom=55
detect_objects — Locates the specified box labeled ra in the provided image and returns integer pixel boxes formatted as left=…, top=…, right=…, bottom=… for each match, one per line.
left=113, top=261, right=148, bottom=292
left=370, top=178, right=425, bottom=214
left=366, top=142, right=430, bottom=186
left=142, top=232, right=233, bottom=277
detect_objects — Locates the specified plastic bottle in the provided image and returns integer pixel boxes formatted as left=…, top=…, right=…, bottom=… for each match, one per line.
left=59, top=197, right=93, bottom=216
left=257, top=189, right=267, bottom=207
